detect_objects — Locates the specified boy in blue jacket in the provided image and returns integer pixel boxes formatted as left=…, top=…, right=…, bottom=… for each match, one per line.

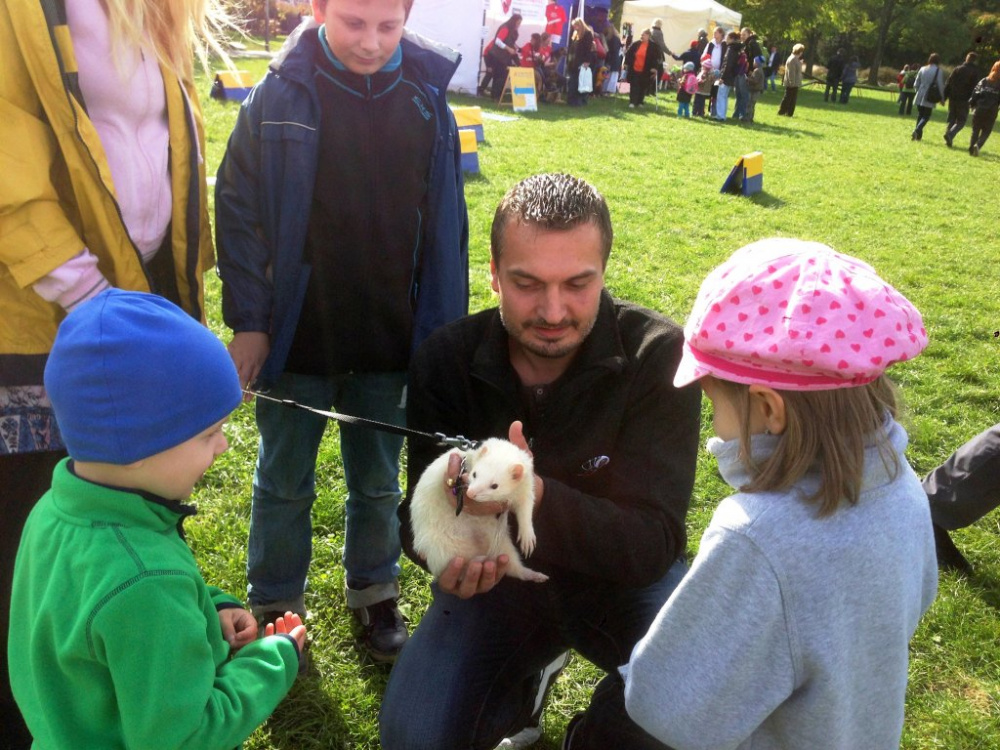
left=8, top=290, right=307, bottom=749
left=215, top=0, right=468, bottom=661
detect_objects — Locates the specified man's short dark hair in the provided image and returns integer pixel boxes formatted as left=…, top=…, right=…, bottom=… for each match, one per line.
left=490, top=174, right=613, bottom=266
left=966, top=51, right=978, bottom=63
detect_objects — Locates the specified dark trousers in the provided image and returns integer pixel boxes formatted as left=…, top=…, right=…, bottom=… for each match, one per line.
left=490, top=60, right=510, bottom=101
left=898, top=90, right=915, bottom=115
left=824, top=80, right=840, bottom=101
left=628, top=68, right=647, bottom=105
left=945, top=101, right=971, bottom=142
left=839, top=82, right=855, bottom=103
left=970, top=107, right=999, bottom=150
left=778, top=86, right=799, bottom=116
left=914, top=104, right=934, bottom=136
left=924, top=423, right=1000, bottom=529
left=1, top=450, right=66, bottom=749
left=380, top=561, right=687, bottom=749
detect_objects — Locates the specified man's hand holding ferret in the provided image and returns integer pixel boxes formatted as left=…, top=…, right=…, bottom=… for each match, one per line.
left=438, top=555, right=511, bottom=599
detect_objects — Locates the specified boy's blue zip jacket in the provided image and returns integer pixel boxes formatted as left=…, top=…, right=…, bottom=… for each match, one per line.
left=215, top=21, right=469, bottom=387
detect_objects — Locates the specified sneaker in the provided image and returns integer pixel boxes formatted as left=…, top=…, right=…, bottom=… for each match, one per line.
left=944, top=133, right=953, bottom=148
left=971, top=144, right=980, bottom=157
left=352, top=598, right=408, bottom=663
left=495, top=652, right=570, bottom=749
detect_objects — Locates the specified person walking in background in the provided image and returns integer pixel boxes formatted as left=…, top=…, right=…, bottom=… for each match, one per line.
left=766, top=45, right=781, bottom=91
left=0, top=0, right=228, bottom=744
left=839, top=55, right=860, bottom=103
left=704, top=26, right=726, bottom=117
left=623, top=28, right=663, bottom=108
left=943, top=52, right=982, bottom=147
left=778, top=43, right=805, bottom=117
left=746, top=56, right=765, bottom=122
left=215, top=0, right=469, bottom=664
left=567, top=17, right=595, bottom=106
left=677, top=62, right=697, bottom=117
left=824, top=48, right=846, bottom=102
left=912, top=53, right=946, bottom=141
left=694, top=55, right=715, bottom=117
left=716, top=30, right=743, bottom=121
left=651, top=18, right=671, bottom=57
left=967, top=61, right=1000, bottom=156
left=604, top=25, right=624, bottom=94
left=899, top=64, right=918, bottom=115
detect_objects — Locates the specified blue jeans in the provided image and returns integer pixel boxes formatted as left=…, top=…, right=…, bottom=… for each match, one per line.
left=677, top=100, right=690, bottom=117
left=767, top=72, right=777, bottom=90
left=733, top=76, right=749, bottom=119
left=247, top=370, right=407, bottom=615
left=715, top=83, right=731, bottom=119
left=379, top=560, right=687, bottom=749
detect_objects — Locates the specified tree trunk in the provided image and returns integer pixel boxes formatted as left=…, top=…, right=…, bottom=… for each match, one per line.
left=868, top=0, right=897, bottom=85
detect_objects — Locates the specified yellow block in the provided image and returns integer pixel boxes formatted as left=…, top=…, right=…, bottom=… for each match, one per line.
left=459, top=129, right=478, bottom=155
left=451, top=106, right=483, bottom=128
left=743, top=151, right=764, bottom=178
left=215, top=70, right=256, bottom=88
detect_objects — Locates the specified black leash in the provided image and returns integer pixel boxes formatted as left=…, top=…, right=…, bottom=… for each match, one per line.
left=245, top=390, right=482, bottom=452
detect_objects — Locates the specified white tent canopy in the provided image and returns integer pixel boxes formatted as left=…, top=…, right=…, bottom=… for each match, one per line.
left=621, top=0, right=741, bottom=58
left=406, top=0, right=486, bottom=94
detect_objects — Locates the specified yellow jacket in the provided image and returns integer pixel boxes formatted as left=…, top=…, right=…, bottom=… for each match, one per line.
left=0, top=0, right=214, bottom=387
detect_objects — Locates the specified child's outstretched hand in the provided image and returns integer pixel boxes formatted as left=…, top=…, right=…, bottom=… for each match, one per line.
left=264, top=611, right=308, bottom=653
left=218, top=607, right=257, bottom=651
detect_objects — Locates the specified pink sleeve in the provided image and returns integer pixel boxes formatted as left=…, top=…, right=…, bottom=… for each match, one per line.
left=31, top=249, right=112, bottom=312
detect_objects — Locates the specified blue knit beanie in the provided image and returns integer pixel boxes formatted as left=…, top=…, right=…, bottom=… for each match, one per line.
left=45, top=289, right=242, bottom=465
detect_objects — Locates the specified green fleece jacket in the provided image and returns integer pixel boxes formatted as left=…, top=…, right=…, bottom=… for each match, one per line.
left=9, top=459, right=300, bottom=749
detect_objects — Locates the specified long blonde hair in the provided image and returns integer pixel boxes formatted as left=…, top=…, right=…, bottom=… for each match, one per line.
left=103, top=0, right=232, bottom=80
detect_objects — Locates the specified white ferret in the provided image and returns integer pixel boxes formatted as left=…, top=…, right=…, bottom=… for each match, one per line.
left=410, top=438, right=548, bottom=583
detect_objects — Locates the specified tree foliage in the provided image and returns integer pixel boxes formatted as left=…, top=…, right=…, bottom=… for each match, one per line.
left=726, top=0, right=998, bottom=80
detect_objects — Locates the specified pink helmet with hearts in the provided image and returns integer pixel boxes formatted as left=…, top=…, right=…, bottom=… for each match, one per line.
left=673, top=238, right=927, bottom=391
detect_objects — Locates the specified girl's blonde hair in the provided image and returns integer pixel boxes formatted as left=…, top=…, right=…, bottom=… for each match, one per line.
left=103, top=0, right=232, bottom=80
left=713, top=376, right=901, bottom=516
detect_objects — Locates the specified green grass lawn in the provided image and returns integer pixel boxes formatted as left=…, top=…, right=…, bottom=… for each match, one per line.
left=195, top=58, right=1000, bottom=749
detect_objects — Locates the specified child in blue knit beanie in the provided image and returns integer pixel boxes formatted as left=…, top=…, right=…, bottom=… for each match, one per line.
left=8, top=289, right=307, bottom=749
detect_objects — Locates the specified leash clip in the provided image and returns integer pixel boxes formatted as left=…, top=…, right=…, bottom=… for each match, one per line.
left=435, top=433, right=481, bottom=452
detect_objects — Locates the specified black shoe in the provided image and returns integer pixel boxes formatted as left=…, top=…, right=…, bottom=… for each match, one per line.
left=352, top=598, right=408, bottom=662
left=933, top=524, right=973, bottom=574
left=945, top=134, right=953, bottom=147
left=561, top=712, right=585, bottom=750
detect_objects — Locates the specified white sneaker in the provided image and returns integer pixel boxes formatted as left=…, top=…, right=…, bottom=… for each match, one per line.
left=495, top=652, right=571, bottom=750
left=495, top=726, right=543, bottom=749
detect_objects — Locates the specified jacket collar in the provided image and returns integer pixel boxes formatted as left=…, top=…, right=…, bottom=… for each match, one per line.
left=271, top=18, right=460, bottom=91
left=55, top=459, right=197, bottom=532
left=471, top=290, right=627, bottom=394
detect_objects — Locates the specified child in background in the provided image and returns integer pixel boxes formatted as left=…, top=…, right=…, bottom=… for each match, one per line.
left=677, top=61, right=698, bottom=117
left=693, top=55, right=714, bottom=117
left=746, top=55, right=765, bottom=122
left=8, top=290, right=307, bottom=749
left=622, top=239, right=937, bottom=749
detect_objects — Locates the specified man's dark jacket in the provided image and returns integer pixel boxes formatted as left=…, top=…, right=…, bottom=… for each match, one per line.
left=400, top=292, right=701, bottom=591
left=945, top=61, right=982, bottom=105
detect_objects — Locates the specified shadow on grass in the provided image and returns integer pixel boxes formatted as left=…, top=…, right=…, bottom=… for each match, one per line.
left=747, top=191, right=786, bottom=209
left=263, top=670, right=355, bottom=749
